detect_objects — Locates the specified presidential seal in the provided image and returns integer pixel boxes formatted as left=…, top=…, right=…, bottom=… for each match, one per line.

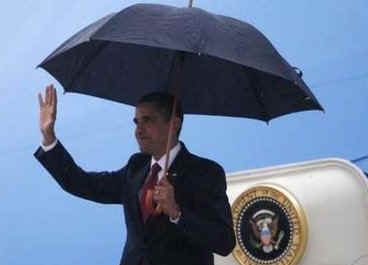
left=232, top=184, right=308, bottom=265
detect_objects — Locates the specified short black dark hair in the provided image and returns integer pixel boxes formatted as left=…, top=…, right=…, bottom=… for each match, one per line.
left=138, top=92, right=184, bottom=136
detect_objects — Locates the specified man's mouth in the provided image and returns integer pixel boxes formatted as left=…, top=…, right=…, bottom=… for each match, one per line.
left=138, top=137, right=150, bottom=143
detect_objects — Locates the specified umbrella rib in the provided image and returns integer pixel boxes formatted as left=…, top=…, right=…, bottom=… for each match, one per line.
left=164, top=51, right=185, bottom=94
left=164, top=52, right=180, bottom=93
left=66, top=41, right=109, bottom=90
left=247, top=67, right=271, bottom=122
left=253, top=87, right=270, bottom=122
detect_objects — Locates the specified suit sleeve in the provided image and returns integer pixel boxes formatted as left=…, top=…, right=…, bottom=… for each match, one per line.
left=174, top=163, right=236, bottom=256
left=34, top=141, right=127, bottom=204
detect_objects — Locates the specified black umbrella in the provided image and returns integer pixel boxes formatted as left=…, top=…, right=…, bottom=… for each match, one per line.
left=39, top=3, right=323, bottom=122
left=38, top=2, right=323, bottom=214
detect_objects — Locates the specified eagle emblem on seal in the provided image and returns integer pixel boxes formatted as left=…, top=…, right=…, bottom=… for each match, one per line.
left=249, top=209, right=285, bottom=253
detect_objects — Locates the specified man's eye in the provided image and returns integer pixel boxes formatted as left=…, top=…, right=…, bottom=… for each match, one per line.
left=133, top=116, right=155, bottom=125
left=143, top=117, right=154, bottom=123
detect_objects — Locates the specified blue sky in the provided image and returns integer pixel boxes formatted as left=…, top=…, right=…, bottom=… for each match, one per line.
left=1, top=1, right=367, bottom=264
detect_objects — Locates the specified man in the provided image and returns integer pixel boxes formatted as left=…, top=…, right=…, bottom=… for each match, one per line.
left=35, top=84, right=236, bottom=265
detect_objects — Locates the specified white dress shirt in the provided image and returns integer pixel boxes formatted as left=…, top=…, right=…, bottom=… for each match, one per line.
left=150, top=142, right=181, bottom=182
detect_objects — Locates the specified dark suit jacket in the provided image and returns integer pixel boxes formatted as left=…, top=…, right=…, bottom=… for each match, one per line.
left=34, top=141, right=235, bottom=265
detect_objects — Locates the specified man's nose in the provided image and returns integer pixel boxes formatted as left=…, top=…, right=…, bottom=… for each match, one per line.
left=136, top=122, right=144, bottom=133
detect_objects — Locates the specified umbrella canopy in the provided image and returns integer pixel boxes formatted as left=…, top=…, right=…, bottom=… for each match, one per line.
left=39, top=3, right=323, bottom=121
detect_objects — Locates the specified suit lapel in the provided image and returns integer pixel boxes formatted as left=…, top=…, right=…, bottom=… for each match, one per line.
left=133, top=161, right=151, bottom=195
left=167, top=142, right=190, bottom=186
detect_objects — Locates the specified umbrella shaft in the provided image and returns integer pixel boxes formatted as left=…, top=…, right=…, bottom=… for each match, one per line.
left=188, top=0, right=193, bottom=8
left=163, top=53, right=185, bottom=172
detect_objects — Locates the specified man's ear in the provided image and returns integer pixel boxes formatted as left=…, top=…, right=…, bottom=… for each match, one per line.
left=173, top=116, right=181, bottom=134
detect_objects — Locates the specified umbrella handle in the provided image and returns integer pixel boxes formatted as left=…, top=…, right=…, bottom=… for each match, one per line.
left=293, top=67, right=303, bottom=77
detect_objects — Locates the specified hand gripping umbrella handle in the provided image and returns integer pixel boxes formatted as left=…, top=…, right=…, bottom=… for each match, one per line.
left=152, top=170, right=170, bottom=215
left=152, top=53, right=184, bottom=216
left=146, top=171, right=170, bottom=216
left=144, top=189, right=161, bottom=216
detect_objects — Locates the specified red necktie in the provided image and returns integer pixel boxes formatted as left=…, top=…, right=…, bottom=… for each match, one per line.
left=140, top=163, right=161, bottom=222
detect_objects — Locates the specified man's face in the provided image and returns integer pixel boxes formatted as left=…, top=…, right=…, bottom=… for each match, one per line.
left=134, top=103, right=171, bottom=159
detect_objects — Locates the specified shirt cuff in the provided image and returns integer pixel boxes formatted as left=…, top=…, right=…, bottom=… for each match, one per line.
left=40, top=139, right=58, bottom=152
left=169, top=211, right=181, bottom=224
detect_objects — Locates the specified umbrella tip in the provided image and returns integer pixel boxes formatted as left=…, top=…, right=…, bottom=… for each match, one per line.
left=293, top=67, right=303, bottom=78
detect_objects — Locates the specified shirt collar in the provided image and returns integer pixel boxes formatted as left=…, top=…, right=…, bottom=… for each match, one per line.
left=151, top=142, right=181, bottom=171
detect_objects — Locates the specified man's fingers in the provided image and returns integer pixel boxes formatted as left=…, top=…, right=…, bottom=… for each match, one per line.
left=46, top=84, right=52, bottom=105
left=39, top=84, right=57, bottom=109
left=50, top=85, right=57, bottom=110
left=159, top=174, right=170, bottom=185
left=53, top=85, right=57, bottom=111
left=45, top=85, right=49, bottom=105
left=38, top=93, right=44, bottom=108
left=153, top=187, right=163, bottom=202
left=50, top=85, right=54, bottom=106
left=153, top=191, right=159, bottom=201
left=43, top=84, right=57, bottom=108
